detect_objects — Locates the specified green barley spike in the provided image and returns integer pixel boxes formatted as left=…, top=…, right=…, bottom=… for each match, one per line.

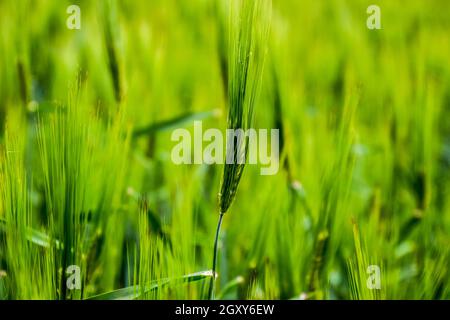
left=219, top=0, right=272, bottom=215
left=210, top=0, right=271, bottom=300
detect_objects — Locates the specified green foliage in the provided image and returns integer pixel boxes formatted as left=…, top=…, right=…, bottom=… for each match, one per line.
left=0, top=0, right=449, bottom=300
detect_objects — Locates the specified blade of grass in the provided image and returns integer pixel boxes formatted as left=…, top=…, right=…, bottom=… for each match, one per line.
left=133, top=109, right=220, bottom=138
left=87, top=270, right=213, bottom=300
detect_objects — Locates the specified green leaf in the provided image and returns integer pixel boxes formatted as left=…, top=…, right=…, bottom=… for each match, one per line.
left=133, top=110, right=220, bottom=138
left=0, top=217, right=61, bottom=249
left=86, top=270, right=214, bottom=300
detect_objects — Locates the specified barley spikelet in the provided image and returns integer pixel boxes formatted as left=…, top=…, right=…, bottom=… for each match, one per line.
left=218, top=0, right=271, bottom=215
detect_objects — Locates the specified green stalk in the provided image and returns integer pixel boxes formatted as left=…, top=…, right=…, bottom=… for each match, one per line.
left=208, top=212, right=224, bottom=300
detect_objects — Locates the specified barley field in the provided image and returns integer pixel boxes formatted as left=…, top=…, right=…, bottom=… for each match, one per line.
left=0, top=0, right=449, bottom=300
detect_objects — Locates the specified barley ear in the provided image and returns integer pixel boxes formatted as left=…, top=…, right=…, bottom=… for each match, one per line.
left=210, top=0, right=271, bottom=300
left=218, top=0, right=272, bottom=215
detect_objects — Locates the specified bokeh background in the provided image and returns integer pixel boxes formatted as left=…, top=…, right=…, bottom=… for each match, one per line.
left=0, top=0, right=449, bottom=299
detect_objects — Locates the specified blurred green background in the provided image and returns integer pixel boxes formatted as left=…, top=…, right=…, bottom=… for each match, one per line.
left=0, top=0, right=449, bottom=299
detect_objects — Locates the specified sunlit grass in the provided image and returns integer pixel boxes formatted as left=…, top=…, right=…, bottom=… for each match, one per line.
left=0, top=0, right=449, bottom=300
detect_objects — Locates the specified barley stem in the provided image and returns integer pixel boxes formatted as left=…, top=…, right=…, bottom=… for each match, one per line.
left=208, top=212, right=224, bottom=300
